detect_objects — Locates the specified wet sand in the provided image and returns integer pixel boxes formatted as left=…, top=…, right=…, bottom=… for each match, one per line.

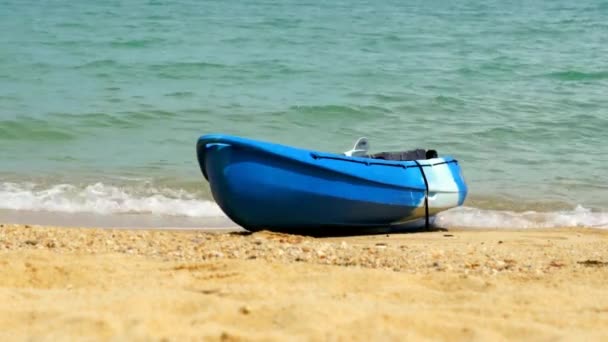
left=1, top=223, right=607, bottom=341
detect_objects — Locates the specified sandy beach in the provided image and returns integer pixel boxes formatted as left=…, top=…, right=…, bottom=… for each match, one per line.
left=0, top=224, right=607, bottom=341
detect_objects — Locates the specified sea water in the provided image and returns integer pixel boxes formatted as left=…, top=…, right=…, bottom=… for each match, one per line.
left=1, top=0, right=607, bottom=228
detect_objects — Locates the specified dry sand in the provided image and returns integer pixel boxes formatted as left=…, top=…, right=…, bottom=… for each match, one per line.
left=0, top=223, right=607, bottom=341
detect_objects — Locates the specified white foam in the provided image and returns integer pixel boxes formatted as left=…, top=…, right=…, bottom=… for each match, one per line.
left=2, top=182, right=607, bottom=229
left=436, top=205, right=608, bottom=229
left=0, top=182, right=224, bottom=217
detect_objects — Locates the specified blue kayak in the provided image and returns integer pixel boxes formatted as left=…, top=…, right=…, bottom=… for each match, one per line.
left=197, top=134, right=467, bottom=233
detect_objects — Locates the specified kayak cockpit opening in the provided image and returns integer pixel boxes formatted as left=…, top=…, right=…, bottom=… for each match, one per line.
left=370, top=149, right=438, bottom=161
left=343, top=137, right=438, bottom=161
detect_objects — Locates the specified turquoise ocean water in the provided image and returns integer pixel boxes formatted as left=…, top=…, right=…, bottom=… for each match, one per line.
left=1, top=0, right=607, bottom=228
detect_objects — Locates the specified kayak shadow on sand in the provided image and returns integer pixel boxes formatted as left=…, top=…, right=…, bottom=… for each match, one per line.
left=229, top=224, right=448, bottom=238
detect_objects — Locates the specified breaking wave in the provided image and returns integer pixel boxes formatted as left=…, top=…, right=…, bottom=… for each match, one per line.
left=436, top=206, right=608, bottom=229
left=0, top=182, right=223, bottom=217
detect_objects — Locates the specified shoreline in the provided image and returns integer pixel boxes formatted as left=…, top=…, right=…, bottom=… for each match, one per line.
left=2, top=203, right=607, bottom=231
left=1, top=223, right=607, bottom=340
left=0, top=209, right=237, bottom=230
